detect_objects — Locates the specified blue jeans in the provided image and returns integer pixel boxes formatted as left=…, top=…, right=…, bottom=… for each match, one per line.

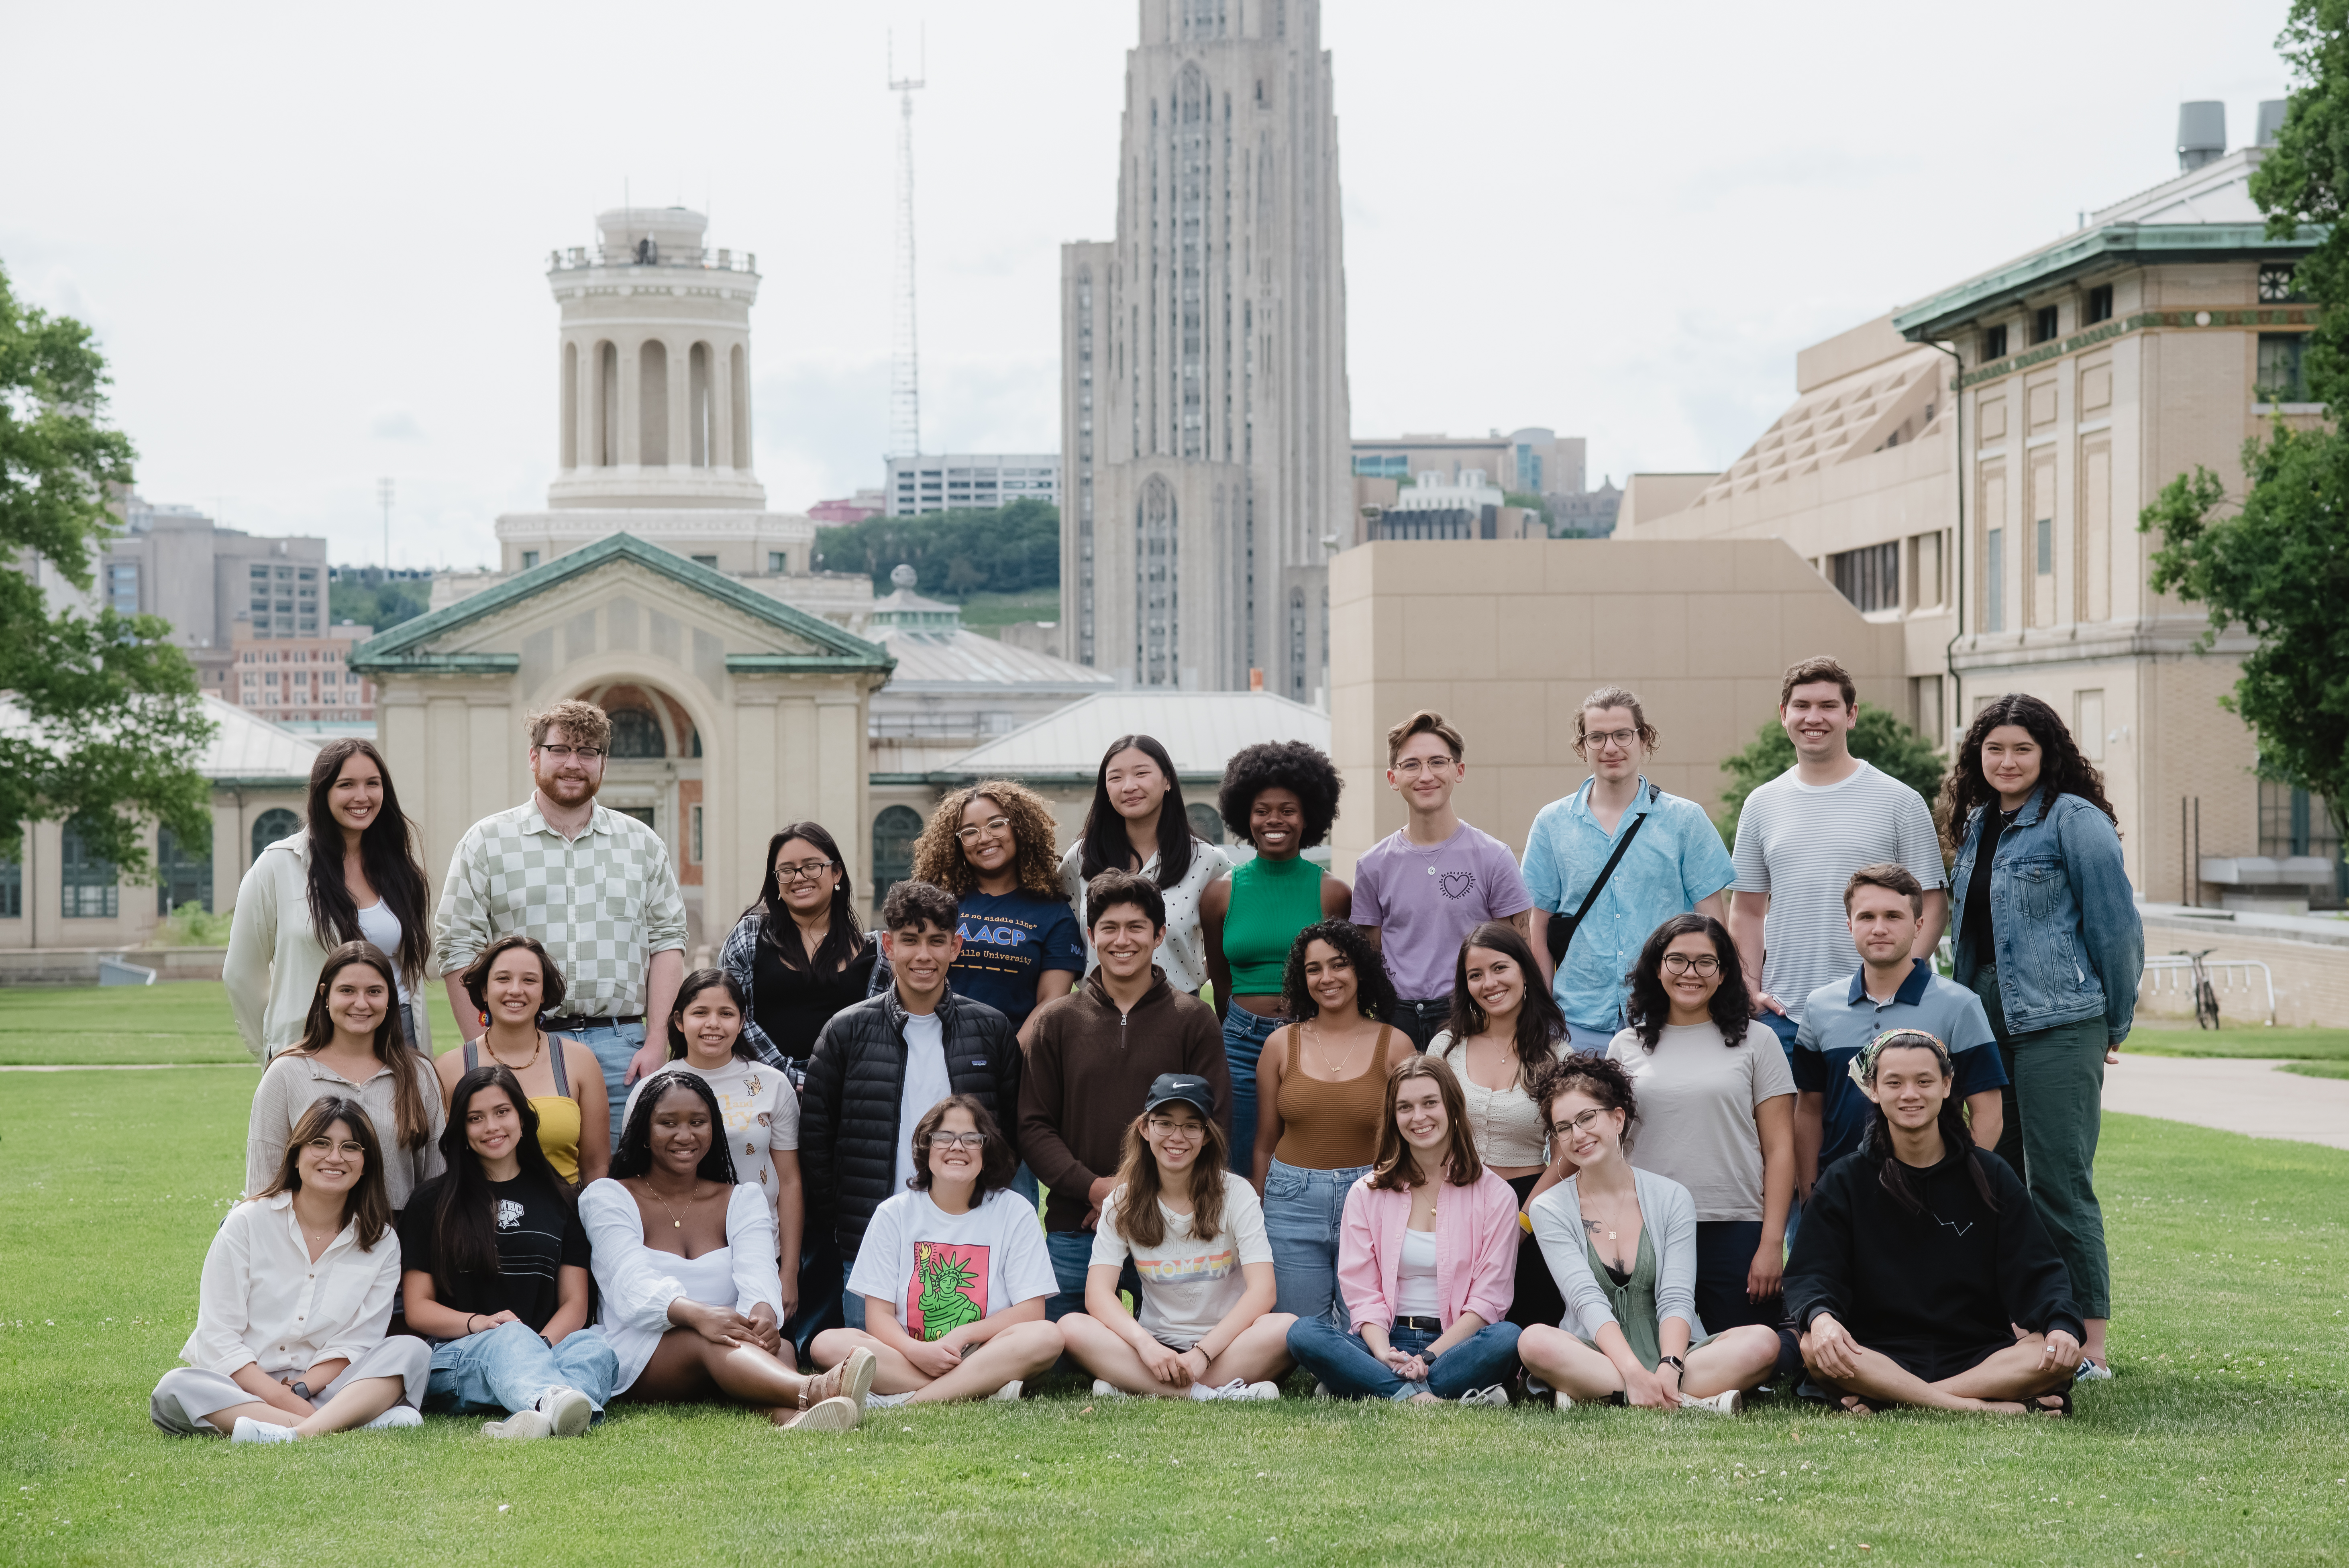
left=423, top=1320, right=617, bottom=1417
left=1045, top=1227, right=1143, bottom=1324
left=1222, top=1006, right=1283, bottom=1173
left=1287, top=1316, right=1523, bottom=1401
left=1262, top=1158, right=1368, bottom=1326
left=565, top=1018, right=649, bottom=1136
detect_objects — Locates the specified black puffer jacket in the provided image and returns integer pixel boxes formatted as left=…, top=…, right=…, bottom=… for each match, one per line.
left=799, top=984, right=1021, bottom=1260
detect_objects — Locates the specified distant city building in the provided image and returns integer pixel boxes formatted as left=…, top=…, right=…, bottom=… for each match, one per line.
left=1060, top=0, right=1352, bottom=699
left=1552, top=478, right=1622, bottom=538
left=1361, top=469, right=1536, bottom=541
left=231, top=626, right=377, bottom=724
left=1351, top=429, right=1584, bottom=498
left=810, top=489, right=887, bottom=524
left=884, top=455, right=1060, bottom=517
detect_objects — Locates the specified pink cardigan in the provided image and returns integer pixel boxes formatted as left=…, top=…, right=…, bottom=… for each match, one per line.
left=1336, top=1167, right=1520, bottom=1335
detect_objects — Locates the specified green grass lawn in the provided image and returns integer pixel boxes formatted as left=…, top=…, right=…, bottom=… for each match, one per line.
left=2121, top=1024, right=2349, bottom=1062
left=951, top=586, right=1059, bottom=632
left=4, top=991, right=2348, bottom=1564
left=0, top=981, right=461, bottom=1066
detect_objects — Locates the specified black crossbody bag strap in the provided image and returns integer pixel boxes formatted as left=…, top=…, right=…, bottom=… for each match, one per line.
left=1546, top=785, right=1659, bottom=966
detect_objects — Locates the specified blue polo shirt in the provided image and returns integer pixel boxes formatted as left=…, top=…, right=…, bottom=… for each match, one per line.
left=1520, top=777, right=1736, bottom=1035
left=1792, top=958, right=2007, bottom=1169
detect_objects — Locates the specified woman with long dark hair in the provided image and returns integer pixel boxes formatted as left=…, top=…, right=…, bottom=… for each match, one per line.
left=227, top=738, right=433, bottom=1058
left=905, top=780, right=1085, bottom=1036
left=1060, top=735, right=1229, bottom=996
left=434, top=934, right=607, bottom=1185
left=580, top=1070, right=871, bottom=1430
left=1427, top=922, right=1572, bottom=1331
left=1058, top=1075, right=1294, bottom=1399
left=1940, top=691, right=2140, bottom=1378
left=247, top=942, right=445, bottom=1211
left=400, top=1066, right=616, bottom=1438
left=1286, top=1056, right=1523, bottom=1405
left=152, top=1098, right=431, bottom=1441
left=1201, top=740, right=1353, bottom=1168
left=1784, top=1030, right=2082, bottom=1416
left=1250, top=920, right=1410, bottom=1324
left=1604, top=913, right=1795, bottom=1338
left=722, top=822, right=878, bottom=1077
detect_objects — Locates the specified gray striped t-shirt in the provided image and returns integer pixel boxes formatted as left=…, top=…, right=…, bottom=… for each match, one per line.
left=1729, top=761, right=1945, bottom=1023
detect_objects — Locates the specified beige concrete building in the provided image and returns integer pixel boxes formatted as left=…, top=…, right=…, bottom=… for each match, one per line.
left=1059, top=0, right=1352, bottom=700
left=1325, top=538, right=1910, bottom=878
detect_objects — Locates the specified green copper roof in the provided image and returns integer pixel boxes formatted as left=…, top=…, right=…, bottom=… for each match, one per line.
left=349, top=533, right=893, bottom=676
left=1893, top=222, right=2325, bottom=341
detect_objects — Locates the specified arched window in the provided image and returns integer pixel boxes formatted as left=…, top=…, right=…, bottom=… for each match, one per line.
left=872, top=805, right=923, bottom=913
left=157, top=826, right=212, bottom=916
left=251, top=809, right=300, bottom=865
left=1187, top=801, right=1224, bottom=846
left=608, top=707, right=666, bottom=759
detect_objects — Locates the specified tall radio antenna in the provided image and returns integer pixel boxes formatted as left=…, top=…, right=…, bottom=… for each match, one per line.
left=887, top=26, right=925, bottom=461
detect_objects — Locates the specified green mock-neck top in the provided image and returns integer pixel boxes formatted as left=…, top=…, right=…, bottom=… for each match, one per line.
left=1224, top=852, right=1325, bottom=994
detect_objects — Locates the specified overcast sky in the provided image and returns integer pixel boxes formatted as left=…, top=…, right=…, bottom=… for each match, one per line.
left=1, top=0, right=2294, bottom=569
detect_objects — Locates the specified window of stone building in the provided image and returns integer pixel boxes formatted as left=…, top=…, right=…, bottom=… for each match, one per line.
left=1829, top=541, right=1900, bottom=612
left=2259, top=263, right=2305, bottom=303
left=2033, top=306, right=2059, bottom=345
left=522, top=551, right=540, bottom=569
left=1985, top=528, right=2005, bottom=632
left=60, top=820, right=118, bottom=919
left=156, top=826, right=212, bottom=917
left=691, top=554, right=719, bottom=569
left=2259, top=781, right=2345, bottom=906
left=1187, top=801, right=1225, bottom=845
left=0, top=853, right=19, bottom=919
left=872, top=805, right=923, bottom=911
left=769, top=551, right=787, bottom=573
left=608, top=707, right=666, bottom=759
left=2086, top=285, right=2113, bottom=325
left=1983, top=324, right=2008, bottom=361
left=2257, top=334, right=2309, bottom=402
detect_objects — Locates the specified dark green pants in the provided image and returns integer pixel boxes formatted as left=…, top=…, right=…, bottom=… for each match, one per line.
left=1971, top=965, right=2111, bottom=1319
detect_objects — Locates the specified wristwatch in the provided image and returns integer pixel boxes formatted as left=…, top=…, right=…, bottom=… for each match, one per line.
left=1657, top=1356, right=1686, bottom=1375
left=288, top=1379, right=314, bottom=1401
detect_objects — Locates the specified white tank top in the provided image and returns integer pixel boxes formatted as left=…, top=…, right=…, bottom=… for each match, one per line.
left=353, top=901, right=410, bottom=1002
left=1396, top=1225, right=1440, bottom=1317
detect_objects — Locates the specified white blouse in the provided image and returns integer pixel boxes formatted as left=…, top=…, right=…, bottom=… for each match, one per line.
left=181, top=1191, right=401, bottom=1380
left=580, top=1179, right=782, bottom=1394
left=1060, top=836, right=1231, bottom=994
left=1429, top=1029, right=1570, bottom=1169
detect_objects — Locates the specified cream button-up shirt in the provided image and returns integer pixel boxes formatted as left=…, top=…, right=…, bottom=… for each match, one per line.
left=181, top=1191, right=402, bottom=1379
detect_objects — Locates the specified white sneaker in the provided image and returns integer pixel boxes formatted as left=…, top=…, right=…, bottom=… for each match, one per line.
left=482, top=1410, right=553, bottom=1440
left=864, top=1388, right=915, bottom=1407
left=1090, top=1379, right=1132, bottom=1399
left=1550, top=1389, right=1574, bottom=1410
left=1239, top=1380, right=1281, bottom=1401
left=362, top=1405, right=423, bottom=1431
left=1190, top=1377, right=1247, bottom=1401
left=2073, top=1358, right=2112, bottom=1383
left=1311, top=1381, right=1333, bottom=1400
left=230, top=1416, right=298, bottom=1444
left=1458, top=1384, right=1511, bottom=1408
left=535, top=1386, right=593, bottom=1437
left=1679, top=1389, right=1743, bottom=1416
left=988, top=1380, right=1024, bottom=1402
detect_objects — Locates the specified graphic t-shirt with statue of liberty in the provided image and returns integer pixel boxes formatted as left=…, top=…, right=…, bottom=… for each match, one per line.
left=846, top=1188, right=1058, bottom=1341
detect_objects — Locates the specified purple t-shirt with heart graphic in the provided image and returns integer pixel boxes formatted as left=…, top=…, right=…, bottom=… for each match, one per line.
left=1349, top=822, right=1534, bottom=1000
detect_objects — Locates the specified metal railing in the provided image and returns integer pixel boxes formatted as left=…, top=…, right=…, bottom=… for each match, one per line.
left=2141, top=952, right=2277, bottom=1027
left=547, top=245, right=757, bottom=274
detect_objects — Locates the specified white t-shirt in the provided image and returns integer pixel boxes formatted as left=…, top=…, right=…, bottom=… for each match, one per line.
left=625, top=1055, right=800, bottom=1232
left=1089, top=1174, right=1273, bottom=1349
left=895, top=1011, right=954, bottom=1199
left=353, top=901, right=410, bottom=1003
left=1729, top=760, right=1945, bottom=1022
left=846, top=1188, right=1057, bottom=1341
left=1606, top=1022, right=1797, bottom=1223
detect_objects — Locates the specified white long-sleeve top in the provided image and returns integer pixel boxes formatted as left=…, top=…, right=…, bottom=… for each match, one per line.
left=179, top=1191, right=401, bottom=1379
left=579, top=1178, right=781, bottom=1393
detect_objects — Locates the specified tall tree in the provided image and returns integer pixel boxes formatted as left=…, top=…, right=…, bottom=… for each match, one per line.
left=0, top=260, right=214, bottom=879
left=1715, top=705, right=1947, bottom=848
left=2139, top=0, right=2349, bottom=853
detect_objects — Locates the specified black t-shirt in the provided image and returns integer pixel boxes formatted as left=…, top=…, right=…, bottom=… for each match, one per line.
left=1961, top=805, right=2021, bottom=964
left=751, top=936, right=877, bottom=1064
left=398, top=1169, right=589, bottom=1336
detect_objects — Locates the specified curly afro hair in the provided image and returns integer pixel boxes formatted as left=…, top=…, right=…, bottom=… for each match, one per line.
left=1527, top=1052, right=1640, bottom=1152
left=1278, top=918, right=1397, bottom=1024
left=910, top=779, right=1070, bottom=901
left=1217, top=740, right=1344, bottom=849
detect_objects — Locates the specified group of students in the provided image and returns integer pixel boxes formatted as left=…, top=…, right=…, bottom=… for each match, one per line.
left=159, top=653, right=2141, bottom=1440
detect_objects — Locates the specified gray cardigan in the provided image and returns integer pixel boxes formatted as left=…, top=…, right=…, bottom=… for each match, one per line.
left=1528, top=1166, right=1705, bottom=1344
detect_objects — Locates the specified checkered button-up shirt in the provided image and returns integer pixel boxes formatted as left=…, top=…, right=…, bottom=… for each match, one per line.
left=432, top=799, right=688, bottom=1019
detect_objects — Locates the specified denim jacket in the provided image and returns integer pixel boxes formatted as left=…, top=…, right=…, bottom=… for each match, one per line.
left=1949, top=787, right=2141, bottom=1044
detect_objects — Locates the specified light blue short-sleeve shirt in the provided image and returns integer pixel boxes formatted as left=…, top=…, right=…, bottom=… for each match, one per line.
left=1520, top=778, right=1737, bottom=1035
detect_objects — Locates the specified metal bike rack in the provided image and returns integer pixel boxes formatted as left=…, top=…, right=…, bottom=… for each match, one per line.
left=2140, top=954, right=2276, bottom=1027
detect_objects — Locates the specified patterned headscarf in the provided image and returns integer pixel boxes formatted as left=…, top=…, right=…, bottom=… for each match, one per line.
left=1847, top=1027, right=1954, bottom=1096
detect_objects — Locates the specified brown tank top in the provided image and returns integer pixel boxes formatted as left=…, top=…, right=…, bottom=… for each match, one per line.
left=1272, top=1023, right=1397, bottom=1170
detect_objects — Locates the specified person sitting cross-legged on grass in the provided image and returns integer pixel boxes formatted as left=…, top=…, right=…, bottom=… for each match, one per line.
left=579, top=1070, right=870, bottom=1432
left=1785, top=1029, right=2082, bottom=1417
left=1518, top=1056, right=1780, bottom=1414
left=1286, top=1056, right=1525, bottom=1407
left=1060, top=1074, right=1295, bottom=1401
left=813, top=1096, right=1065, bottom=1405
left=399, top=1065, right=617, bottom=1439
left=151, top=1097, right=431, bottom=1443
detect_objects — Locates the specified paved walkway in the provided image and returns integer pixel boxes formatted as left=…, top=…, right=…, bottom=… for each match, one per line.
left=2103, top=1054, right=2349, bottom=1150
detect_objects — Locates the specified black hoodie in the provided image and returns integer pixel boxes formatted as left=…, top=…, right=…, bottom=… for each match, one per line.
left=1784, top=1140, right=2084, bottom=1354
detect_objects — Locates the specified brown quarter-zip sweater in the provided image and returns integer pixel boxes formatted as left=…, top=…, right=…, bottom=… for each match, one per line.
left=1018, top=965, right=1232, bottom=1232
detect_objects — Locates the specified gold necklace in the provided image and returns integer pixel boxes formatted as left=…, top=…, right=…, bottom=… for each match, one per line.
left=1307, top=1020, right=1367, bottom=1081
left=481, top=1030, right=545, bottom=1073
left=644, top=1182, right=691, bottom=1230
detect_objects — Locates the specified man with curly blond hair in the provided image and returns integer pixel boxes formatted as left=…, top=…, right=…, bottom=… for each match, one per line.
left=895, top=780, right=1085, bottom=1038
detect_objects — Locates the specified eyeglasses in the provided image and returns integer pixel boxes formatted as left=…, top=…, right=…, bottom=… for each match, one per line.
left=926, top=1131, right=988, bottom=1150
left=1661, top=953, right=1723, bottom=977
left=954, top=816, right=1013, bottom=843
left=1392, top=756, right=1456, bottom=777
left=536, top=744, right=605, bottom=762
left=1585, top=728, right=1640, bottom=752
left=303, top=1138, right=367, bottom=1158
left=1550, top=1108, right=1608, bottom=1139
left=1145, top=1116, right=1203, bottom=1137
left=775, top=860, right=836, bottom=883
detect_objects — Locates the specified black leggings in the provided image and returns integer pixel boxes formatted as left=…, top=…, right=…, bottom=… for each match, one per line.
left=1503, top=1172, right=1566, bottom=1332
